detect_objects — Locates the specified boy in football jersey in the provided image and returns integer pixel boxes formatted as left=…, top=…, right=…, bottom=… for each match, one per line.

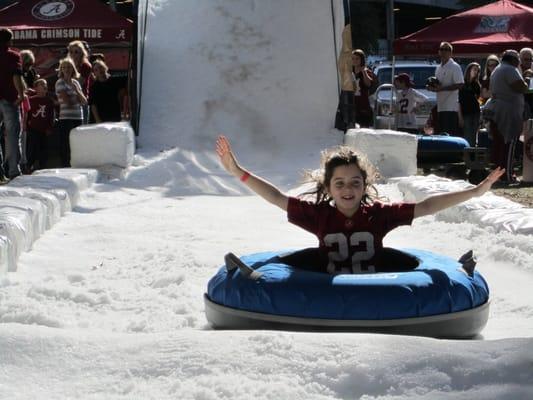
left=216, top=135, right=504, bottom=275
left=393, top=73, right=428, bottom=133
left=25, top=79, right=55, bottom=171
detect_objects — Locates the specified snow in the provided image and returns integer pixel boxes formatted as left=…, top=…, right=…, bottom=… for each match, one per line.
left=345, top=129, right=418, bottom=177
left=70, top=122, right=135, bottom=169
left=394, top=174, right=533, bottom=235
left=1, top=0, right=532, bottom=399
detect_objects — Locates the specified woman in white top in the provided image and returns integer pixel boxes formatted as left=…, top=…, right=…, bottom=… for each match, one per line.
left=55, top=57, right=87, bottom=167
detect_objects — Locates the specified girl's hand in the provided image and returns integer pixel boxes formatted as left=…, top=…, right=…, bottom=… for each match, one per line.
left=476, top=167, right=505, bottom=195
left=216, top=135, right=240, bottom=176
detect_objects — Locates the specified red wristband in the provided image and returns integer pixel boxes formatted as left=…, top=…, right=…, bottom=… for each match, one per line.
left=240, top=171, right=251, bottom=182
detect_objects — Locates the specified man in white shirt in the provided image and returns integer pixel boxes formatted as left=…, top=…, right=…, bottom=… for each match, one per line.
left=427, top=42, right=464, bottom=136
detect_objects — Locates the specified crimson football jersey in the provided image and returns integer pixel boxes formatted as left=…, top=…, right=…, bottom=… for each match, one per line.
left=27, top=95, right=55, bottom=133
left=287, top=197, right=415, bottom=274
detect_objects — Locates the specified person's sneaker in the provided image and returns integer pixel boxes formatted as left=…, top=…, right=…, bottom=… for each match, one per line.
left=0, top=176, right=9, bottom=185
left=224, top=252, right=262, bottom=280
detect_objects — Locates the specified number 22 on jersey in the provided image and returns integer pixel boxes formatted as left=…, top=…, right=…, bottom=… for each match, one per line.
left=324, top=232, right=375, bottom=274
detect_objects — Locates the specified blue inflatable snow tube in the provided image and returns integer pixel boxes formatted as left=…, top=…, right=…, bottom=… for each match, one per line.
left=206, top=248, right=489, bottom=321
left=417, top=135, right=470, bottom=164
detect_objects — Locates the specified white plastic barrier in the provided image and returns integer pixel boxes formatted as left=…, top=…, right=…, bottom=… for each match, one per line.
left=8, top=175, right=78, bottom=209
left=0, top=198, right=47, bottom=241
left=32, top=168, right=100, bottom=191
left=0, top=210, right=33, bottom=272
left=344, top=128, right=418, bottom=178
left=0, top=169, right=98, bottom=276
left=70, top=122, right=135, bottom=169
left=0, top=188, right=61, bottom=229
left=0, top=209, right=33, bottom=252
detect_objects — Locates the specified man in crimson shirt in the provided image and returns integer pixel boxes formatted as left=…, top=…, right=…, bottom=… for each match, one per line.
left=0, top=28, right=25, bottom=180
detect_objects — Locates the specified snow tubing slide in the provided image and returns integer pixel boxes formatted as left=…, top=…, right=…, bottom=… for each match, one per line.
left=205, top=248, right=490, bottom=338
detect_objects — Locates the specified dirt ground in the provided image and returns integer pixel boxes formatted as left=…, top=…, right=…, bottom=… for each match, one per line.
left=492, top=179, right=533, bottom=208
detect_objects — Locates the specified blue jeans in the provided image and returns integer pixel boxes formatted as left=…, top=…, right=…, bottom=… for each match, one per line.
left=0, top=99, right=22, bottom=178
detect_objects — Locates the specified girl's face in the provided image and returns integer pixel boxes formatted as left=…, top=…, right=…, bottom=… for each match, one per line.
left=327, top=164, right=365, bottom=217
left=93, top=64, right=107, bottom=80
left=470, top=66, right=479, bottom=79
left=35, top=82, right=47, bottom=96
left=68, top=46, right=82, bottom=61
left=487, top=61, right=498, bottom=71
left=352, top=54, right=362, bottom=67
left=61, top=63, right=74, bottom=77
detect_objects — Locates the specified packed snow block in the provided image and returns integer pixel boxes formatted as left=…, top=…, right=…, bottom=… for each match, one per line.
left=0, top=198, right=47, bottom=241
left=0, top=187, right=62, bottom=226
left=33, top=168, right=100, bottom=190
left=0, top=210, right=33, bottom=272
left=394, top=175, right=473, bottom=202
left=0, top=208, right=34, bottom=251
left=344, top=129, right=417, bottom=178
left=394, top=175, right=522, bottom=210
left=8, top=175, right=78, bottom=209
left=70, top=122, right=135, bottom=169
left=0, top=236, right=8, bottom=275
left=393, top=175, right=533, bottom=234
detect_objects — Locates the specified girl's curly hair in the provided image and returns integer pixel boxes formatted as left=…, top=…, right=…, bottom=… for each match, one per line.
left=302, top=146, right=379, bottom=205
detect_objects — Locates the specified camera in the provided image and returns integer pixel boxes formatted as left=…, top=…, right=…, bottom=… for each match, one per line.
left=426, top=76, right=440, bottom=88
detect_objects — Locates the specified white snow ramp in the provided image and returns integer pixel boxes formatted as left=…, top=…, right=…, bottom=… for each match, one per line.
left=139, top=0, right=343, bottom=161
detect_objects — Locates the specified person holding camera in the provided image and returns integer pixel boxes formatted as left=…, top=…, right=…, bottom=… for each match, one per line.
left=427, top=42, right=464, bottom=136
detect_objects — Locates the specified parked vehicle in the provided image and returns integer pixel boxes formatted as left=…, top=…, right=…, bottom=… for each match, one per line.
left=370, top=61, right=437, bottom=132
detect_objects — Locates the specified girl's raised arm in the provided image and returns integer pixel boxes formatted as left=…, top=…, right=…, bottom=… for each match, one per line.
left=413, top=167, right=504, bottom=218
left=216, top=135, right=289, bottom=211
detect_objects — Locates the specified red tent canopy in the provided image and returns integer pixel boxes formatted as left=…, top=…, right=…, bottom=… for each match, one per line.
left=0, top=0, right=132, bottom=76
left=0, top=0, right=132, bottom=46
left=394, top=0, right=533, bottom=56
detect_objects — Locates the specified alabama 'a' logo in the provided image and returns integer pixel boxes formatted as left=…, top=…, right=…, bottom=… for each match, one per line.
left=32, top=0, right=75, bottom=21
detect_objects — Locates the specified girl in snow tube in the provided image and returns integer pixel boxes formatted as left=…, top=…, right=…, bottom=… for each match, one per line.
left=214, top=135, right=503, bottom=276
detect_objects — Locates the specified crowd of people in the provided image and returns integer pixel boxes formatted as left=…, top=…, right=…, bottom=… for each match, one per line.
left=337, top=40, right=533, bottom=184
left=426, top=42, right=532, bottom=183
left=0, top=27, right=128, bottom=182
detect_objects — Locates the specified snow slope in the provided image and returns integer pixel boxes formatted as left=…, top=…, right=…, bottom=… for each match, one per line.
left=138, top=0, right=344, bottom=191
left=1, top=1, right=532, bottom=399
